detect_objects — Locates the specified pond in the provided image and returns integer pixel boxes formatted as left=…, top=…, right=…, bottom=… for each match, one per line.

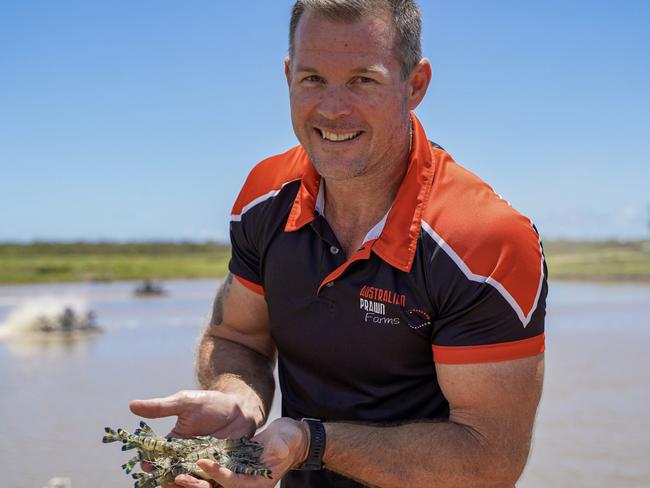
left=0, top=280, right=648, bottom=487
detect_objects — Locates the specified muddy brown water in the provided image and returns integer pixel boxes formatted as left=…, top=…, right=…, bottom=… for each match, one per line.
left=0, top=280, right=648, bottom=487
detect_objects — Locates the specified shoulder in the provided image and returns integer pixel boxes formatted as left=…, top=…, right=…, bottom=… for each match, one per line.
left=231, top=145, right=308, bottom=218
left=423, top=147, right=541, bottom=250
left=422, top=147, right=545, bottom=324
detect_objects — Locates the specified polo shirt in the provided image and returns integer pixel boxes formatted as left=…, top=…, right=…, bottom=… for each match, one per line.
left=228, top=113, right=547, bottom=488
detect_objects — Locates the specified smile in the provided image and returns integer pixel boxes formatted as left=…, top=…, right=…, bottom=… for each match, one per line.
left=317, top=129, right=362, bottom=142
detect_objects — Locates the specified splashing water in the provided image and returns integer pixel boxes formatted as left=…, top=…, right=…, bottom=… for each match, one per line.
left=0, top=296, right=90, bottom=339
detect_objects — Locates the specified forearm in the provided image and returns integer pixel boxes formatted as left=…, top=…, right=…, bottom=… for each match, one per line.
left=322, top=420, right=527, bottom=488
left=197, top=334, right=275, bottom=427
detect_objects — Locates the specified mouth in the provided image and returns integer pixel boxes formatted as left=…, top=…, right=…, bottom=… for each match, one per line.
left=315, top=128, right=363, bottom=142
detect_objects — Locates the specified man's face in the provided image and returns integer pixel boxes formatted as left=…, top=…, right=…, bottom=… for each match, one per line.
left=286, top=10, right=414, bottom=181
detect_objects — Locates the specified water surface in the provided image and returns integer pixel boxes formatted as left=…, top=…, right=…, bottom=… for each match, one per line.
left=0, top=280, right=648, bottom=487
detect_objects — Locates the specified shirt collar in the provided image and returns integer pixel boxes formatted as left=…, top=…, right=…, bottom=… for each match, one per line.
left=284, top=112, right=435, bottom=273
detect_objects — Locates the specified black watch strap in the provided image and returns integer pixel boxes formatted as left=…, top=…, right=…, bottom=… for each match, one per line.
left=296, top=418, right=326, bottom=470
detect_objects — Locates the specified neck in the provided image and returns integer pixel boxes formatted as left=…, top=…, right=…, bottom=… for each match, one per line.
left=323, top=144, right=410, bottom=257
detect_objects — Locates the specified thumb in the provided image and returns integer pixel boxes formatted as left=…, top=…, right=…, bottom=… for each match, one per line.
left=195, top=459, right=234, bottom=485
left=129, top=393, right=184, bottom=419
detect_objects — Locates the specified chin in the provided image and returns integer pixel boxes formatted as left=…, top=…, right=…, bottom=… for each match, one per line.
left=310, top=157, right=368, bottom=181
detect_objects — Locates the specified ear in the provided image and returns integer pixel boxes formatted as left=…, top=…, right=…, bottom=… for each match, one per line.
left=284, top=56, right=292, bottom=88
left=406, top=58, right=432, bottom=111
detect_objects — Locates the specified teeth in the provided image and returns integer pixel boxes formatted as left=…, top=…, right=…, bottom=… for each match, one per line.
left=320, top=130, right=361, bottom=142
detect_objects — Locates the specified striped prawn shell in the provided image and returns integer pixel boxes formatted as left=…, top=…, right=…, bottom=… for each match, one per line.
left=103, top=421, right=273, bottom=485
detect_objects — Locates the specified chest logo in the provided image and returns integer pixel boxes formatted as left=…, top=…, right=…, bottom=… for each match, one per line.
left=359, top=286, right=406, bottom=325
left=405, top=308, right=432, bottom=329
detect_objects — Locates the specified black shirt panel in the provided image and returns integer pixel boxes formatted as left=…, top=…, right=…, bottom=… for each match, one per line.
left=264, top=225, right=449, bottom=423
left=282, top=469, right=364, bottom=488
left=419, top=231, right=548, bottom=347
left=228, top=180, right=301, bottom=286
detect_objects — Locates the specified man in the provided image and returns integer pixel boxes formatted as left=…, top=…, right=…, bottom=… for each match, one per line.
left=131, top=1, right=547, bottom=487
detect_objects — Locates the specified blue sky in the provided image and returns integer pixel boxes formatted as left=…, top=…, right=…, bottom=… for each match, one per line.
left=1, top=0, right=648, bottom=242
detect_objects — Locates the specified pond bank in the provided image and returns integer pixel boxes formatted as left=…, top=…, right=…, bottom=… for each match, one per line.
left=1, top=240, right=649, bottom=284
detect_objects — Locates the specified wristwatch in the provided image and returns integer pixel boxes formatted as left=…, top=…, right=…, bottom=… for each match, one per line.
left=295, top=417, right=326, bottom=470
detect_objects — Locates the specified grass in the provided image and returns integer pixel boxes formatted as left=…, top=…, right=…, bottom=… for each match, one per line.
left=544, top=240, right=650, bottom=282
left=1, top=240, right=649, bottom=284
left=0, top=242, right=230, bottom=284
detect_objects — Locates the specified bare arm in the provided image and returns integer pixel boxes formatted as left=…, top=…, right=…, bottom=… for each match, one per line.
left=320, top=354, right=544, bottom=488
left=196, top=273, right=276, bottom=431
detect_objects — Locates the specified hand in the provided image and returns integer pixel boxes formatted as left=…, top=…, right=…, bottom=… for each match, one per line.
left=130, top=389, right=261, bottom=488
left=173, top=418, right=309, bottom=488
left=130, top=389, right=258, bottom=439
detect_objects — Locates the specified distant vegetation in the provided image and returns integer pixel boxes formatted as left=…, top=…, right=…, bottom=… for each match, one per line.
left=0, top=240, right=649, bottom=284
left=544, top=240, right=650, bottom=282
left=0, top=242, right=230, bottom=284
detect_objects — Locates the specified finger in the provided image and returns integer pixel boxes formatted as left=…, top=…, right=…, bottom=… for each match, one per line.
left=196, top=460, right=247, bottom=487
left=162, top=483, right=186, bottom=488
left=129, top=394, right=183, bottom=418
left=174, top=474, right=214, bottom=488
left=209, top=424, right=248, bottom=440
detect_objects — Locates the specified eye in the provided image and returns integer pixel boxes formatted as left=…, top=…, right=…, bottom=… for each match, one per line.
left=302, top=75, right=324, bottom=84
left=352, top=76, right=376, bottom=84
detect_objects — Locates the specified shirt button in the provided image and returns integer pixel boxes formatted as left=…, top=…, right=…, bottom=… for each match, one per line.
left=330, top=246, right=340, bottom=255
left=326, top=281, right=335, bottom=287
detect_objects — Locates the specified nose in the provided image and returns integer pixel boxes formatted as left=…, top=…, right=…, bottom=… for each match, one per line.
left=316, top=86, right=352, bottom=120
